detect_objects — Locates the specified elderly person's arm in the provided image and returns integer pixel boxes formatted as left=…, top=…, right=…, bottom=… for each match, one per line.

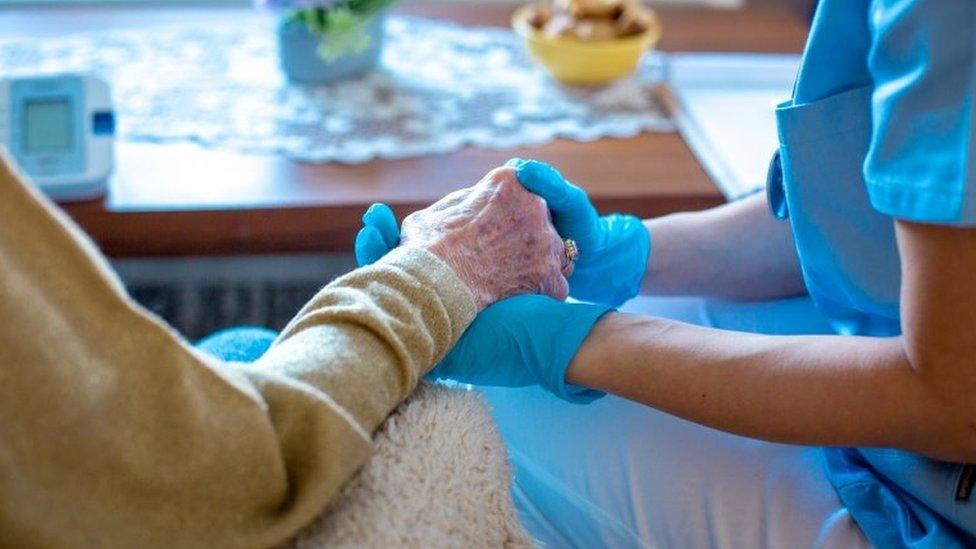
left=0, top=156, right=565, bottom=548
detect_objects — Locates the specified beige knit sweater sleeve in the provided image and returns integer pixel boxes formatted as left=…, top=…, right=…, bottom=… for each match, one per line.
left=0, top=153, right=477, bottom=548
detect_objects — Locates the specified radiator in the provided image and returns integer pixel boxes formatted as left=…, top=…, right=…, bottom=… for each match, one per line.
left=112, top=253, right=357, bottom=341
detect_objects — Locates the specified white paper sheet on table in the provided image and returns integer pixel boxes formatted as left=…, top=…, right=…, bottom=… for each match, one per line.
left=662, top=53, right=801, bottom=200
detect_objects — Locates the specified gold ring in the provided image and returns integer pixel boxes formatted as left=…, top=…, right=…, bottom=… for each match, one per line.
left=563, top=238, right=580, bottom=263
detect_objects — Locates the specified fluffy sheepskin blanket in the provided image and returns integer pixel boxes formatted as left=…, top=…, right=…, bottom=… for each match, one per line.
left=289, top=383, right=533, bottom=548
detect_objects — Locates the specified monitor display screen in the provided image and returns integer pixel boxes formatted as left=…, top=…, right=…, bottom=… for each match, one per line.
left=24, top=98, right=73, bottom=153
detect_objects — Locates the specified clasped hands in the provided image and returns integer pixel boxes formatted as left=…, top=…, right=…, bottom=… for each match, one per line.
left=355, top=159, right=650, bottom=403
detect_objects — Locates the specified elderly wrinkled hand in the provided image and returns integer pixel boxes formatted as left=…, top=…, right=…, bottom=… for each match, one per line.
left=355, top=195, right=613, bottom=404
left=359, top=166, right=571, bottom=309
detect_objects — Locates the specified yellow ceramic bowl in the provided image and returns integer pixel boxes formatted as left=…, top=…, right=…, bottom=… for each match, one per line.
left=512, top=4, right=661, bottom=85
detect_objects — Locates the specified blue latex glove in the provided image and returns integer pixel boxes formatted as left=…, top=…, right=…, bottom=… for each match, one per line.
left=353, top=204, right=611, bottom=404
left=354, top=203, right=400, bottom=266
left=507, top=158, right=651, bottom=308
left=431, top=294, right=611, bottom=404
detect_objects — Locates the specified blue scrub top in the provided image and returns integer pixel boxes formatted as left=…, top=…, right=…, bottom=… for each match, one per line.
left=766, top=0, right=976, bottom=546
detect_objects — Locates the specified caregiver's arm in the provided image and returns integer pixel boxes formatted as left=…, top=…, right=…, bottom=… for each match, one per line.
left=642, top=192, right=806, bottom=299
left=566, top=220, right=976, bottom=462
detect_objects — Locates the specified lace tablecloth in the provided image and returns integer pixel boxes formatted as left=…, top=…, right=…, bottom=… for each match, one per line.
left=0, top=16, right=672, bottom=163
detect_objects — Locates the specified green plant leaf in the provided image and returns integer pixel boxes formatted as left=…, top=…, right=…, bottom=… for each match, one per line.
left=289, top=1, right=398, bottom=60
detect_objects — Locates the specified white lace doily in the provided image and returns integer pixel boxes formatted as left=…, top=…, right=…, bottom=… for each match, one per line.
left=0, top=16, right=672, bottom=163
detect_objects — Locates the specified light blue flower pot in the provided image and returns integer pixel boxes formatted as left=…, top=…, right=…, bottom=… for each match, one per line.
left=276, top=13, right=385, bottom=85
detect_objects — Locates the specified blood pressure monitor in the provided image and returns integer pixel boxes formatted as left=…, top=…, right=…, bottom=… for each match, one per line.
left=0, top=73, right=115, bottom=201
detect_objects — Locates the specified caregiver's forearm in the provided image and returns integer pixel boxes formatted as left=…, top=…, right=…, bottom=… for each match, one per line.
left=566, top=314, right=971, bottom=462
left=642, top=193, right=806, bottom=299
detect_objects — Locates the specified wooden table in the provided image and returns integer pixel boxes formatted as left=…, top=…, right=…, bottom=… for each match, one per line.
left=4, top=2, right=808, bottom=257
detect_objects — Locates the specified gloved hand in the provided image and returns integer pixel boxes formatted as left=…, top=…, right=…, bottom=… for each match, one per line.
left=354, top=203, right=400, bottom=267
left=353, top=204, right=611, bottom=404
left=431, top=294, right=611, bottom=404
left=508, top=158, right=651, bottom=307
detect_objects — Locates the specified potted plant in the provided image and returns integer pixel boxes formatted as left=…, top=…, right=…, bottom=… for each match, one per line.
left=258, top=0, right=398, bottom=84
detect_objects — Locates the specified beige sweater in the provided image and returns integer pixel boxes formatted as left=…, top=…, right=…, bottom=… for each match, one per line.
left=0, top=153, right=477, bottom=548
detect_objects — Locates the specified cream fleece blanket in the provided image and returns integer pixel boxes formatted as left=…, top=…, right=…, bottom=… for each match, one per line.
left=290, top=383, right=533, bottom=548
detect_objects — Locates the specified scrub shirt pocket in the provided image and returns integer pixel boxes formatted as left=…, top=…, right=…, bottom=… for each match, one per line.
left=773, top=85, right=901, bottom=336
